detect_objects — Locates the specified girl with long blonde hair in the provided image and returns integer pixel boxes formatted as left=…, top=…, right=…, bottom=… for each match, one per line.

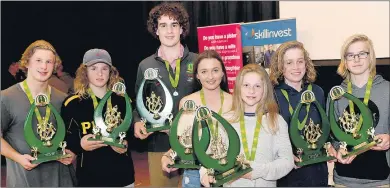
left=214, top=64, right=294, bottom=187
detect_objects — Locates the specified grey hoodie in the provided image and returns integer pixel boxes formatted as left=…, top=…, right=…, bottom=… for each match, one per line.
left=327, top=75, right=390, bottom=187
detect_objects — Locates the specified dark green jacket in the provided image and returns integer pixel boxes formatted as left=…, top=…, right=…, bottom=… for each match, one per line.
left=133, top=45, right=197, bottom=152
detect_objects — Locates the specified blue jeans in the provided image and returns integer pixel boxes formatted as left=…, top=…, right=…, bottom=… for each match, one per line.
left=182, top=169, right=200, bottom=188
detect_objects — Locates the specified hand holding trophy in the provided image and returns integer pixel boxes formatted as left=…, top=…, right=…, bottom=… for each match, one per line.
left=290, top=90, right=335, bottom=167
left=88, top=82, right=132, bottom=149
left=24, top=93, right=71, bottom=164
left=329, top=85, right=381, bottom=158
left=136, top=68, right=173, bottom=133
left=168, top=100, right=199, bottom=169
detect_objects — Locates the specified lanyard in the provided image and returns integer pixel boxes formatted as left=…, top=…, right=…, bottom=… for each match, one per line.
left=22, top=80, right=51, bottom=125
left=281, top=84, right=312, bottom=130
left=164, top=59, right=181, bottom=89
left=88, top=88, right=112, bottom=110
left=240, top=113, right=262, bottom=161
left=347, top=77, right=373, bottom=132
left=200, top=88, right=224, bottom=137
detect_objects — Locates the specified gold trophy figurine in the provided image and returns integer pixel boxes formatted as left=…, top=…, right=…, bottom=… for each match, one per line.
left=303, top=119, right=323, bottom=149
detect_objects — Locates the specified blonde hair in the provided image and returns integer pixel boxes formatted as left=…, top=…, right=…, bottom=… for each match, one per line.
left=230, top=64, right=279, bottom=134
left=19, top=40, right=62, bottom=73
left=73, top=64, right=123, bottom=98
left=269, top=41, right=316, bottom=86
left=337, top=34, right=376, bottom=80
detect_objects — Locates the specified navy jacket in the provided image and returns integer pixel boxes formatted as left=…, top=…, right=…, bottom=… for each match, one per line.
left=274, top=82, right=328, bottom=187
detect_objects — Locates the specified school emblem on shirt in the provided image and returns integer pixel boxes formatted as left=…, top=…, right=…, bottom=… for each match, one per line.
left=186, top=62, right=193, bottom=74
left=186, top=62, right=194, bottom=82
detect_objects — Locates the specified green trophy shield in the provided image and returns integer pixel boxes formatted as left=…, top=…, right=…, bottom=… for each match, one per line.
left=136, top=68, right=173, bottom=132
left=24, top=94, right=71, bottom=164
left=329, top=86, right=381, bottom=158
left=88, top=82, right=132, bottom=149
left=290, top=90, right=335, bottom=167
left=168, top=100, right=200, bottom=169
left=193, top=107, right=252, bottom=187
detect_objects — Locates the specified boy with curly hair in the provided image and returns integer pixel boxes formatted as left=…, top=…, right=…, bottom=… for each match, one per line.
left=133, top=2, right=197, bottom=187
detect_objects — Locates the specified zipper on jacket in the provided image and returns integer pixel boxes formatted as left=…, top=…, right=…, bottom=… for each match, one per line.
left=81, top=153, right=84, bottom=167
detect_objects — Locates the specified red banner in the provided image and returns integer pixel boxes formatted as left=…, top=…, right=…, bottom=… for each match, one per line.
left=197, top=23, right=243, bottom=93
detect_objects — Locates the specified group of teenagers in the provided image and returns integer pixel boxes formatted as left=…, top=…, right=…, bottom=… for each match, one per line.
left=1, top=2, right=389, bottom=188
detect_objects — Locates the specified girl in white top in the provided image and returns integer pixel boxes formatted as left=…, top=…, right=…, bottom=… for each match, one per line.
left=201, top=64, right=294, bottom=187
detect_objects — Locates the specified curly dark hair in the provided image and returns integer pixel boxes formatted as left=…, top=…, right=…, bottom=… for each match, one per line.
left=147, top=2, right=190, bottom=40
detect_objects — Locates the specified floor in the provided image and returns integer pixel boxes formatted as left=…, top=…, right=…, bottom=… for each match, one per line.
left=1, top=151, right=151, bottom=187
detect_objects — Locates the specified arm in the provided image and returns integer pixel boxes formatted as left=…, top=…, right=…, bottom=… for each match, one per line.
left=1, top=98, right=19, bottom=161
left=1, top=138, right=21, bottom=163
left=1, top=99, right=38, bottom=170
left=161, top=98, right=188, bottom=172
left=251, top=117, right=294, bottom=181
left=1, top=138, right=38, bottom=170
left=371, top=90, right=390, bottom=151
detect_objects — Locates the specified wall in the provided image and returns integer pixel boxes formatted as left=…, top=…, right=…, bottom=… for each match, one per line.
left=280, top=1, right=389, bottom=60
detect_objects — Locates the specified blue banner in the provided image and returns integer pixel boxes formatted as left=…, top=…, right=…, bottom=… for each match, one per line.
left=241, top=18, right=297, bottom=46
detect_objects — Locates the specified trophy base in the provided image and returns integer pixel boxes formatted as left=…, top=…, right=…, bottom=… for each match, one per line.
left=32, top=150, right=71, bottom=164
left=342, top=140, right=378, bottom=159
left=88, top=136, right=126, bottom=149
left=168, top=161, right=200, bottom=169
left=146, top=124, right=170, bottom=133
left=296, top=155, right=335, bottom=167
left=212, top=167, right=253, bottom=187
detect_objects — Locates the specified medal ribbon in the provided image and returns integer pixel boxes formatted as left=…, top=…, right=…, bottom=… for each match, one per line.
left=347, top=77, right=373, bottom=132
left=281, top=84, right=312, bottom=130
left=240, top=113, right=262, bottom=161
left=22, top=80, right=51, bottom=125
left=200, top=88, right=224, bottom=138
left=164, top=59, right=181, bottom=90
left=88, top=88, right=112, bottom=110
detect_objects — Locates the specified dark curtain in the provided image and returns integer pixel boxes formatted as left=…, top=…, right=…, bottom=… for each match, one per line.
left=140, top=1, right=280, bottom=60
left=1, top=1, right=279, bottom=94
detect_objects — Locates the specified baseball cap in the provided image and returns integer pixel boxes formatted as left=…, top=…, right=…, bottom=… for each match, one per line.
left=83, top=48, right=112, bottom=66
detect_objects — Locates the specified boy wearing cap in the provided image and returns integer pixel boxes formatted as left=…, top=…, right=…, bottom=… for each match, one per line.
left=132, top=2, right=197, bottom=187
left=62, top=49, right=136, bottom=187
left=1, top=40, right=76, bottom=187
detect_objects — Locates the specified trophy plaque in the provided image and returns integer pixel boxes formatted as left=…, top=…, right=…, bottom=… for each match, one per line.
left=24, top=94, right=71, bottom=164
left=290, top=90, right=335, bottom=167
left=168, top=100, right=200, bottom=169
left=136, top=68, right=173, bottom=132
left=89, top=82, right=132, bottom=149
left=328, top=86, right=381, bottom=158
left=192, top=107, right=252, bottom=187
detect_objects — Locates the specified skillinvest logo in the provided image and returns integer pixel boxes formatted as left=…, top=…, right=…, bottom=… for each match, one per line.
left=245, top=27, right=293, bottom=40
